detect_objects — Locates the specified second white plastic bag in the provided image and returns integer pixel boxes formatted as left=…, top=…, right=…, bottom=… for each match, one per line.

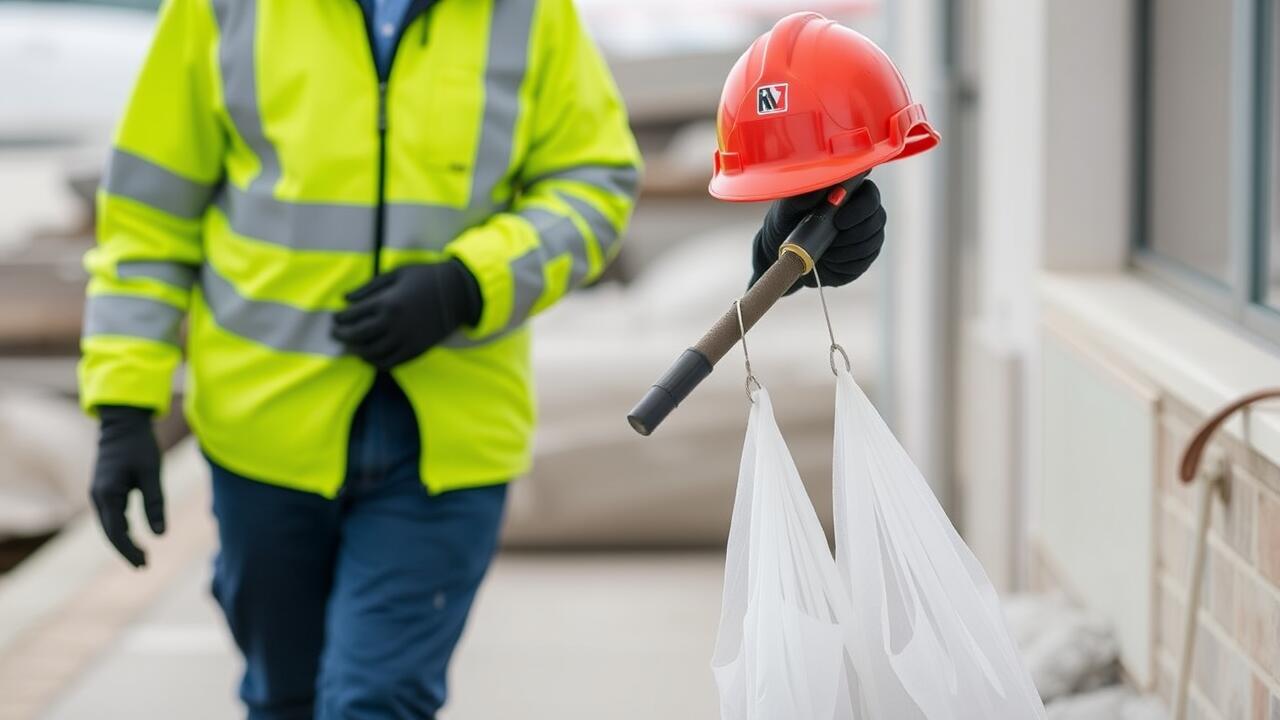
left=833, top=369, right=1046, bottom=719
left=712, top=386, right=863, bottom=720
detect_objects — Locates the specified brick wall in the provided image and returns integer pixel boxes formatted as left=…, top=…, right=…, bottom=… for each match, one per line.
left=1152, top=397, right=1280, bottom=720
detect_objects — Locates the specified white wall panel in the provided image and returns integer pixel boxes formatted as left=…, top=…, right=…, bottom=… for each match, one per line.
left=957, top=323, right=1023, bottom=592
left=1039, top=330, right=1158, bottom=686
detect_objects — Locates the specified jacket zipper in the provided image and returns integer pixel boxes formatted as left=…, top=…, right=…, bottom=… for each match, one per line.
left=373, top=80, right=388, bottom=274
left=358, top=0, right=436, bottom=276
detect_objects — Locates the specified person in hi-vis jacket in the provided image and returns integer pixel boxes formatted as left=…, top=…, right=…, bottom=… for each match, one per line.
left=82, top=0, right=640, bottom=715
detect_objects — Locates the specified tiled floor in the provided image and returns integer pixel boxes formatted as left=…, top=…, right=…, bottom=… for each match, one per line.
left=42, top=551, right=726, bottom=720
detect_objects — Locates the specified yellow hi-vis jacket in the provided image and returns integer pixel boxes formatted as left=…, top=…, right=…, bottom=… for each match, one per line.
left=78, top=0, right=642, bottom=496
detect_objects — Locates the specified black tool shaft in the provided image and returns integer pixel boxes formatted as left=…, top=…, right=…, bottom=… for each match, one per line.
left=626, top=251, right=807, bottom=436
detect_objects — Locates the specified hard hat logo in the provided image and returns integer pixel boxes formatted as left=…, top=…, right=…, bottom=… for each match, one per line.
left=756, top=84, right=788, bottom=115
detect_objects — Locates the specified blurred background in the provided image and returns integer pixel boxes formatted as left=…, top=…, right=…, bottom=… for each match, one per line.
left=0, top=0, right=1278, bottom=719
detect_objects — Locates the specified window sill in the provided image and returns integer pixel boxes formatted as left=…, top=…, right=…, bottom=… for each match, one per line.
left=1039, top=271, right=1280, bottom=470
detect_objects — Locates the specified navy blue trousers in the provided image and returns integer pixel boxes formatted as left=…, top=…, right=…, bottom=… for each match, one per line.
left=208, top=374, right=508, bottom=720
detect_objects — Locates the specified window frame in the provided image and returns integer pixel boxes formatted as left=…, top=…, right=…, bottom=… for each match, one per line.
left=1132, top=0, right=1280, bottom=345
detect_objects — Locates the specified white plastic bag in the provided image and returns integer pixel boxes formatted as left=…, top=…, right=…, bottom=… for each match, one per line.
left=712, top=386, right=863, bottom=720
left=712, top=370, right=1044, bottom=719
left=833, top=369, right=1046, bottom=719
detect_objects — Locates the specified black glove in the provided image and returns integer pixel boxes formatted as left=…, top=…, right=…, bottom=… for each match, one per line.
left=750, top=178, right=886, bottom=292
left=90, top=405, right=164, bottom=568
left=331, top=259, right=483, bottom=370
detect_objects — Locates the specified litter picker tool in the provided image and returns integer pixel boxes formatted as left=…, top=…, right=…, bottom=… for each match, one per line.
left=627, top=175, right=863, bottom=435
left=627, top=12, right=940, bottom=435
left=710, top=209, right=1046, bottom=720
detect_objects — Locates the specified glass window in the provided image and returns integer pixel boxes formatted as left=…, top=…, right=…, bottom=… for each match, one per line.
left=1136, top=0, right=1280, bottom=343
left=1143, top=0, right=1234, bottom=285
left=1264, top=1, right=1280, bottom=309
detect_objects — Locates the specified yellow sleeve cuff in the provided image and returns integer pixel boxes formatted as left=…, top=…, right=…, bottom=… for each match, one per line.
left=446, top=214, right=539, bottom=339
left=79, top=336, right=181, bottom=417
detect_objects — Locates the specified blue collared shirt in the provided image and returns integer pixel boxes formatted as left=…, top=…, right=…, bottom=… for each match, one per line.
left=360, top=0, right=414, bottom=77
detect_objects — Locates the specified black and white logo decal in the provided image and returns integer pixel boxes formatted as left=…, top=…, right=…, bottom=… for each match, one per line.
left=756, top=83, right=788, bottom=115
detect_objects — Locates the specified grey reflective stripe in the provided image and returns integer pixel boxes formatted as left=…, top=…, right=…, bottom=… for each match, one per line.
left=560, top=192, right=621, bottom=259
left=213, top=187, right=483, bottom=253
left=384, top=203, right=466, bottom=252
left=440, top=325, right=519, bottom=349
left=117, top=261, right=199, bottom=291
left=491, top=247, right=550, bottom=342
left=521, top=208, right=592, bottom=286
left=200, top=261, right=514, bottom=354
left=199, top=264, right=344, bottom=357
left=384, top=200, right=513, bottom=252
left=83, top=295, right=184, bottom=346
left=212, top=0, right=280, bottom=194
left=215, top=188, right=375, bottom=252
left=469, top=0, right=536, bottom=211
left=531, top=164, right=641, bottom=199
left=444, top=197, right=621, bottom=348
left=442, top=0, right=542, bottom=349
left=103, top=149, right=218, bottom=220
left=471, top=206, right=592, bottom=339
left=201, top=0, right=535, bottom=255
left=211, top=0, right=371, bottom=253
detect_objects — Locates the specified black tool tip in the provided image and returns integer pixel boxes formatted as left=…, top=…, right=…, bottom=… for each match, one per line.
left=627, top=386, right=677, bottom=436
left=626, top=414, right=653, bottom=436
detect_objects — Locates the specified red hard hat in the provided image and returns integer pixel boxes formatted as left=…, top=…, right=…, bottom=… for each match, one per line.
left=709, top=12, right=940, bottom=202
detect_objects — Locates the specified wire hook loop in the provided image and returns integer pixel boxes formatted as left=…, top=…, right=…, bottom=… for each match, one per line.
left=812, top=267, right=851, bottom=377
left=734, top=298, right=761, bottom=401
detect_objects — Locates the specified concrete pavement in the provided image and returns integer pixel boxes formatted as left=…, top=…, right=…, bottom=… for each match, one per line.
left=42, top=553, right=725, bottom=720
left=0, top=440, right=726, bottom=719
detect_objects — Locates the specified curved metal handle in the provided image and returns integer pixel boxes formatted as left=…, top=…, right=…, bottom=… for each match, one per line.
left=1178, top=388, right=1280, bottom=482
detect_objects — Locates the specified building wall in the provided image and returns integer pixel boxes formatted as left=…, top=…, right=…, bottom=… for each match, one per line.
left=1031, top=272, right=1280, bottom=715
left=951, top=0, right=1280, bottom=715
left=1036, top=325, right=1156, bottom=684
left=1029, top=299, right=1280, bottom=718
left=1151, top=397, right=1280, bottom=720
left=882, top=0, right=952, bottom=504
left=952, top=0, right=1047, bottom=590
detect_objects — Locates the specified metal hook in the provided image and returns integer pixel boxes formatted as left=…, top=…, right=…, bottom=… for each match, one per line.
left=813, top=267, right=852, bottom=376
left=734, top=298, right=762, bottom=401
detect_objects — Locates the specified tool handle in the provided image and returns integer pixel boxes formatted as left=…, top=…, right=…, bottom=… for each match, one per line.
left=626, top=174, right=866, bottom=436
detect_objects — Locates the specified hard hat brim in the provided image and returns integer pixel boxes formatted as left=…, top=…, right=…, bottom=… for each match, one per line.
left=709, top=107, right=940, bottom=202
left=708, top=150, right=892, bottom=203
